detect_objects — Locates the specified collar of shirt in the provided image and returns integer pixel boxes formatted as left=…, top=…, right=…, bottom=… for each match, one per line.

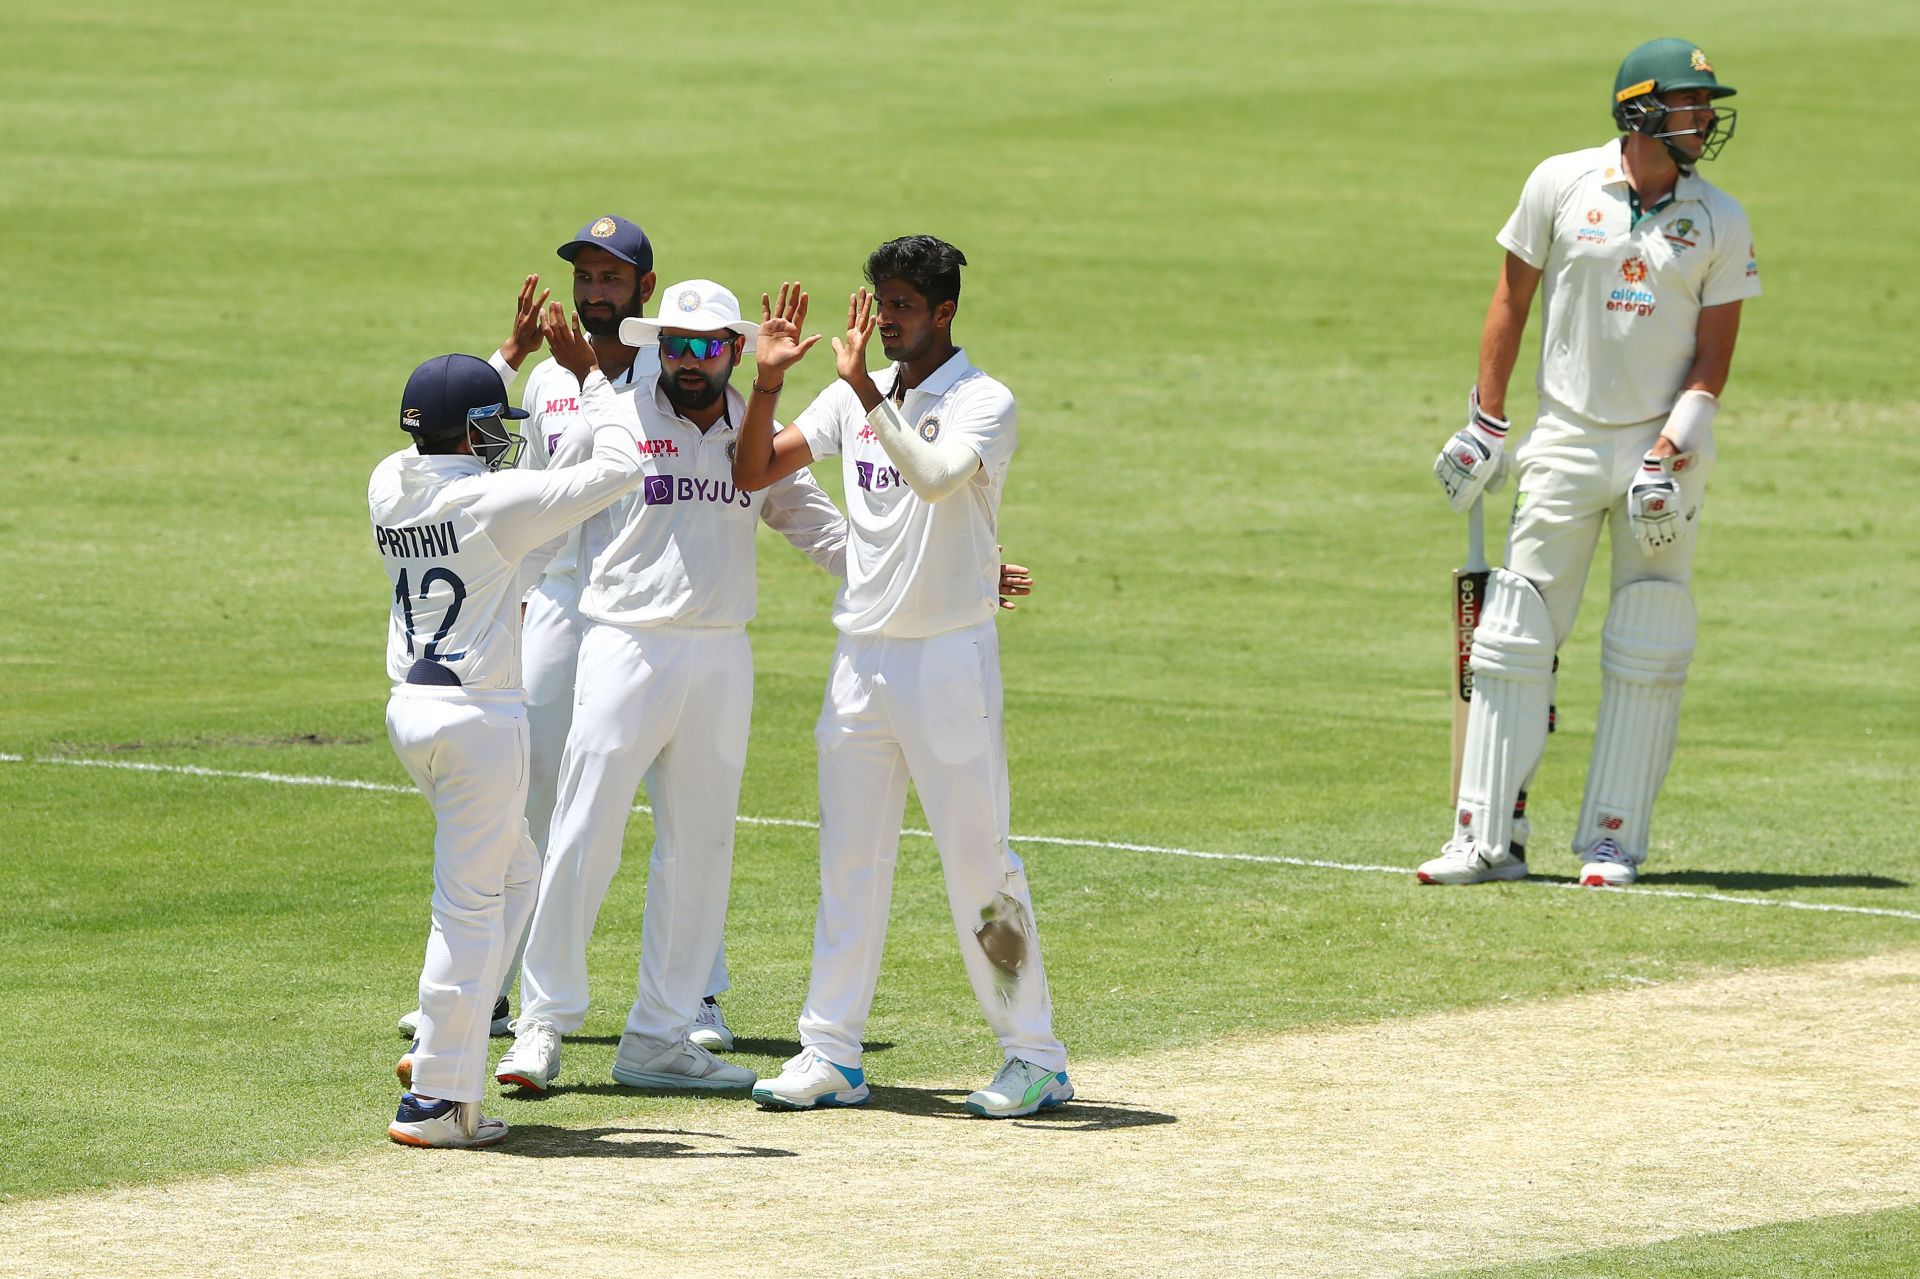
left=1596, top=136, right=1703, bottom=225
left=403, top=451, right=486, bottom=477
left=883, top=347, right=973, bottom=404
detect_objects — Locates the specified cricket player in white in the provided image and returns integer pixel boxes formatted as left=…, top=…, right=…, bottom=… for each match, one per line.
left=373, top=317, right=646, bottom=1148
left=1423, top=39, right=1760, bottom=889
left=395, top=219, right=733, bottom=1047
left=734, top=236, right=1072, bottom=1120
left=494, top=279, right=848, bottom=1094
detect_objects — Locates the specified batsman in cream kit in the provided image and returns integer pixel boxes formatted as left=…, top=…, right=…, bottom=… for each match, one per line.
left=371, top=322, right=647, bottom=1148
left=1425, top=38, right=1760, bottom=889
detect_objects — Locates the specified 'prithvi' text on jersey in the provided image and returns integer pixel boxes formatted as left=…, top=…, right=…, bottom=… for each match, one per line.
left=375, top=520, right=460, bottom=558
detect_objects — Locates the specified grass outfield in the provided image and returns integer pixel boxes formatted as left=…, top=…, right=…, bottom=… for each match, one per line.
left=4, top=0, right=1919, bottom=1271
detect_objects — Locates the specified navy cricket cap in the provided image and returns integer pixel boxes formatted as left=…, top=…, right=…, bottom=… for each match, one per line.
left=400, top=353, right=529, bottom=438
left=557, top=215, right=654, bottom=273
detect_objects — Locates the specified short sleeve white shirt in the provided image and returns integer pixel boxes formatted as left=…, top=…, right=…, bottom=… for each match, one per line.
left=574, top=379, right=847, bottom=629
left=1497, top=138, right=1761, bottom=425
left=793, top=349, right=1015, bottom=638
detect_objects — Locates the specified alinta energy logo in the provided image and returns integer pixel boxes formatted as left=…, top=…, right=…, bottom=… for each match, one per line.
left=1578, top=206, right=1609, bottom=245
left=1607, top=255, right=1656, bottom=317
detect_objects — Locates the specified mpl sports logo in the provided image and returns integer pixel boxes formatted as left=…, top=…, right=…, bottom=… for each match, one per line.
left=1606, top=256, right=1656, bottom=317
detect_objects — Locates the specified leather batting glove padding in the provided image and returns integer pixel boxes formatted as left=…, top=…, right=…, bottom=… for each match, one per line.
left=1434, top=386, right=1511, bottom=512
left=1627, top=449, right=1700, bottom=553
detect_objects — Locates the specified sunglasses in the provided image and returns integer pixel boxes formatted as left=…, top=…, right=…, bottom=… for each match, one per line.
left=659, top=334, right=734, bottom=360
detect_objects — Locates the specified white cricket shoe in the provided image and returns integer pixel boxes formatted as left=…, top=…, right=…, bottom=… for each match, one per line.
left=1580, top=839, right=1640, bottom=887
left=1417, top=837, right=1527, bottom=885
left=611, top=1035, right=756, bottom=1091
left=689, top=998, right=734, bottom=1051
left=965, top=1058, right=1074, bottom=1119
left=752, top=1050, right=870, bottom=1110
left=495, top=1018, right=562, bottom=1092
left=387, top=1095, right=508, bottom=1149
left=398, top=997, right=513, bottom=1039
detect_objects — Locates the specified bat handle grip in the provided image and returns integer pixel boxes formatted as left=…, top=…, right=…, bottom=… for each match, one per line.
left=1466, top=496, right=1488, bottom=572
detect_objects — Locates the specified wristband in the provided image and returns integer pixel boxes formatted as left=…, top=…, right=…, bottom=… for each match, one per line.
left=751, top=380, right=784, bottom=396
left=1660, top=389, right=1718, bottom=455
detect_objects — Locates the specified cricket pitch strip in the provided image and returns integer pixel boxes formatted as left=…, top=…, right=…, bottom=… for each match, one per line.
left=6, top=950, right=1918, bottom=1278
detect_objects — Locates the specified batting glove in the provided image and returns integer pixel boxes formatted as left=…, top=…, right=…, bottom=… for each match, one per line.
left=1433, top=387, right=1511, bottom=512
left=1627, top=448, right=1700, bottom=553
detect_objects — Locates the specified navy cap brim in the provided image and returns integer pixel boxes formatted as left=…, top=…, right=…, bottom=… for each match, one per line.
left=557, top=240, right=644, bottom=266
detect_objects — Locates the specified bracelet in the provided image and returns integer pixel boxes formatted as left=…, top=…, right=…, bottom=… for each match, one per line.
left=751, top=380, right=784, bottom=396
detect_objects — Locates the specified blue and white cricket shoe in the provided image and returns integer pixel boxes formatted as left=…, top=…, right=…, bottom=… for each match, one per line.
left=752, top=1049, right=870, bottom=1110
left=387, top=1094, right=508, bottom=1149
left=965, top=1059, right=1073, bottom=1119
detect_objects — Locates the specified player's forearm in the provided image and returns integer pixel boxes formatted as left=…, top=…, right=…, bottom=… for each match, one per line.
left=1475, top=302, right=1528, bottom=421
left=866, top=399, right=980, bottom=502
left=733, top=385, right=782, bottom=491
left=1474, top=256, right=1540, bottom=420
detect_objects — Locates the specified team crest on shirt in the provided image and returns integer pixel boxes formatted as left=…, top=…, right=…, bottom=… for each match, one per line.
left=590, top=217, right=617, bottom=238
left=917, top=414, right=941, bottom=442
left=1663, top=216, right=1698, bottom=251
left=677, top=289, right=702, bottom=312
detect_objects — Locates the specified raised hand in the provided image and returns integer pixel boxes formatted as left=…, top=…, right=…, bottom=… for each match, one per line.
left=755, top=281, right=822, bottom=379
left=500, top=274, right=551, bottom=369
left=541, top=301, right=597, bottom=383
left=831, top=287, right=877, bottom=385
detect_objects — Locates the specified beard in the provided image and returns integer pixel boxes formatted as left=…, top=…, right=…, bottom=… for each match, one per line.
left=660, top=366, right=729, bottom=414
left=580, top=292, right=643, bottom=339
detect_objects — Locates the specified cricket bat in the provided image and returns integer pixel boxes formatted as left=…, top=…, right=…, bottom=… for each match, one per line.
left=1450, top=496, right=1490, bottom=800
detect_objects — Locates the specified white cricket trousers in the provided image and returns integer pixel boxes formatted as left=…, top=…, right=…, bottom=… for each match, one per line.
left=385, top=687, right=540, bottom=1103
left=1508, top=396, right=1715, bottom=644
left=508, top=582, right=728, bottom=1003
left=798, top=619, right=1066, bottom=1073
left=518, top=621, right=750, bottom=1050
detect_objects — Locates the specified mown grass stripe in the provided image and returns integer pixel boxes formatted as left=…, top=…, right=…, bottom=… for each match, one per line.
left=6, top=752, right=1917, bottom=923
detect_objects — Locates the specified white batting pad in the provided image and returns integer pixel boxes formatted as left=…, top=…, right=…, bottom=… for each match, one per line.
left=1574, top=580, right=1697, bottom=861
left=1454, top=569, right=1555, bottom=859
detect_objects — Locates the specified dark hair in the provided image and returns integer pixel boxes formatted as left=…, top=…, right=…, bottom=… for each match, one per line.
left=410, top=431, right=467, bottom=455
left=864, top=235, right=967, bottom=310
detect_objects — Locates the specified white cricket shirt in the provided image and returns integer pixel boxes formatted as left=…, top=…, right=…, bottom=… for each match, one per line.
left=503, top=347, right=660, bottom=593
left=369, top=371, right=644, bottom=692
left=561, top=377, right=848, bottom=629
left=1498, top=138, right=1761, bottom=425
left=793, top=349, right=1015, bottom=638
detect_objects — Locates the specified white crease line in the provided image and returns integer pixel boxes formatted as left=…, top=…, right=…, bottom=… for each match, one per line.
left=7, top=752, right=1919, bottom=923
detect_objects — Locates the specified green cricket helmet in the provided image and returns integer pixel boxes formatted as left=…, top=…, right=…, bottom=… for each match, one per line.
left=1612, top=38, right=1738, bottom=165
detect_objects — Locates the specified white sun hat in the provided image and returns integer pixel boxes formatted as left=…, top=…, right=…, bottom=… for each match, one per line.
left=620, top=279, right=759, bottom=352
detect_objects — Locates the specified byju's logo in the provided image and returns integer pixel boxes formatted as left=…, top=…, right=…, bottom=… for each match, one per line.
left=643, top=474, right=675, bottom=505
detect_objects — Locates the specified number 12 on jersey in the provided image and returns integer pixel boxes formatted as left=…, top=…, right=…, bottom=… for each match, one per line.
left=394, top=566, right=468, bottom=661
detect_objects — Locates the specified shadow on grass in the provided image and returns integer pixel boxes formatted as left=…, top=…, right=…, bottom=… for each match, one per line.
left=862, top=1085, right=1177, bottom=1132
left=1637, top=870, right=1909, bottom=892
left=498, top=1124, right=798, bottom=1160
left=561, top=1035, right=890, bottom=1057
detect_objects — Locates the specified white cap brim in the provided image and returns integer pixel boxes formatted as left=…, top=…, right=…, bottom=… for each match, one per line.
left=620, top=315, right=758, bottom=353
